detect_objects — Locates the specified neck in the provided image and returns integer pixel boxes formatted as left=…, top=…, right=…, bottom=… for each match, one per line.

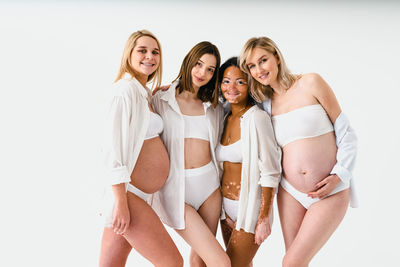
left=178, top=85, right=200, bottom=100
left=270, top=80, right=285, bottom=96
left=135, top=73, right=148, bottom=87
left=230, top=100, right=249, bottom=116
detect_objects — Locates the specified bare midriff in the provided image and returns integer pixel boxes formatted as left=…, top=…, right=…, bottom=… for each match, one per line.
left=282, top=131, right=337, bottom=193
left=184, top=138, right=212, bottom=169
left=130, top=136, right=169, bottom=194
left=221, top=162, right=241, bottom=201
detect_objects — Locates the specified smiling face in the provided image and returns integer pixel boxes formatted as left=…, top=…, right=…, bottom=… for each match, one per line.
left=221, top=66, right=249, bottom=105
left=129, top=36, right=160, bottom=80
left=191, top=53, right=217, bottom=90
left=246, top=47, right=280, bottom=87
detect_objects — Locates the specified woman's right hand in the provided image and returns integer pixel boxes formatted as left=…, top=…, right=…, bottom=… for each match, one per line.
left=112, top=198, right=130, bottom=235
left=152, top=84, right=170, bottom=95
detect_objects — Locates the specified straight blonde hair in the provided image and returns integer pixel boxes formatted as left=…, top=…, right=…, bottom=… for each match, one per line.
left=115, top=30, right=162, bottom=89
left=239, top=37, right=298, bottom=102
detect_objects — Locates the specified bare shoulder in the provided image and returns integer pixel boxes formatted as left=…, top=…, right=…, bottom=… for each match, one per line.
left=299, top=73, right=332, bottom=95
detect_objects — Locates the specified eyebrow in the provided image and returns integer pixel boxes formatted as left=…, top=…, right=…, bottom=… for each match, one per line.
left=247, top=55, right=265, bottom=66
left=137, top=46, right=159, bottom=51
left=199, top=59, right=216, bottom=69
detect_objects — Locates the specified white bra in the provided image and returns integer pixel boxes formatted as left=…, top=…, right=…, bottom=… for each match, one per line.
left=216, top=140, right=242, bottom=163
left=183, top=114, right=209, bottom=141
left=145, top=111, right=164, bottom=140
left=272, top=104, right=333, bottom=147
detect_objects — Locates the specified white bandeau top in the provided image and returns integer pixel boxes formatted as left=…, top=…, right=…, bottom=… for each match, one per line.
left=183, top=114, right=209, bottom=141
left=145, top=111, right=164, bottom=140
left=272, top=104, right=333, bottom=147
left=216, top=140, right=242, bottom=163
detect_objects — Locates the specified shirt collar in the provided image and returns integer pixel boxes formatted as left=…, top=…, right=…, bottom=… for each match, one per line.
left=123, top=73, right=150, bottom=99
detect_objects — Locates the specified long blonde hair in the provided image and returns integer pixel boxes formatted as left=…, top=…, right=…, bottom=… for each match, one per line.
left=115, top=30, right=162, bottom=89
left=239, top=37, right=297, bottom=102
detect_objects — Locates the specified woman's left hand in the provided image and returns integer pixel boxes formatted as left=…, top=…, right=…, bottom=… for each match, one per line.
left=254, top=218, right=271, bottom=245
left=308, top=174, right=341, bottom=199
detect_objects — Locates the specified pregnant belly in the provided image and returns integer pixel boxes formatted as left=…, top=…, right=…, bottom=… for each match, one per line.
left=130, top=136, right=170, bottom=193
left=282, top=132, right=337, bottom=193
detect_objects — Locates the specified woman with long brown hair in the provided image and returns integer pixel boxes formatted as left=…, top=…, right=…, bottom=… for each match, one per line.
left=152, top=41, right=230, bottom=267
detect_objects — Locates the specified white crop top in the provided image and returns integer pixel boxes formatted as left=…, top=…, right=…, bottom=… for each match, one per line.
left=216, top=140, right=242, bottom=163
left=183, top=114, right=209, bottom=141
left=272, top=104, right=333, bottom=147
left=145, top=111, right=164, bottom=140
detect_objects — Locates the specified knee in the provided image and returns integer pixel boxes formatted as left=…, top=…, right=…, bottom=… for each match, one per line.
left=282, top=253, right=307, bottom=267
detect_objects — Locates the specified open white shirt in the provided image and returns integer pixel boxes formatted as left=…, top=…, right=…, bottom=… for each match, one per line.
left=261, top=98, right=358, bottom=207
left=101, top=76, right=151, bottom=227
left=221, top=105, right=282, bottom=233
left=150, top=80, right=224, bottom=229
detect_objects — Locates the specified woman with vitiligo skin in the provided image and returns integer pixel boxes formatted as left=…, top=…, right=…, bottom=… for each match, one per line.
left=216, top=57, right=282, bottom=267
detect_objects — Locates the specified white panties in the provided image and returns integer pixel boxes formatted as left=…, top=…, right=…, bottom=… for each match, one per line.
left=185, top=161, right=219, bottom=210
left=127, top=183, right=150, bottom=201
left=280, top=177, right=350, bottom=209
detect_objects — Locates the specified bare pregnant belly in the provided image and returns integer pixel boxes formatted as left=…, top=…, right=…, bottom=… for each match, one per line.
left=282, top=132, right=337, bottom=193
left=130, top=136, right=170, bottom=193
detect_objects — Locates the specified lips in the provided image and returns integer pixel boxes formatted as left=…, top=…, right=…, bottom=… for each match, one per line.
left=194, top=76, right=204, bottom=83
left=259, top=72, right=269, bottom=79
left=141, top=62, right=155, bottom=67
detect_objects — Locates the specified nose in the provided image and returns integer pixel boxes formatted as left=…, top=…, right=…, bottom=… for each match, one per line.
left=145, top=51, right=154, bottom=60
left=198, top=66, right=206, bottom=77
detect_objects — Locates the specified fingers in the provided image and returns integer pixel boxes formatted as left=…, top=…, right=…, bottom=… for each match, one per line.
left=225, top=216, right=236, bottom=229
left=112, top=217, right=130, bottom=235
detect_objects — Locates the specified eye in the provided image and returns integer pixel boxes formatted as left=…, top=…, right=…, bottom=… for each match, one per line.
left=137, top=49, right=146, bottom=53
left=222, top=79, right=230, bottom=85
left=152, top=50, right=159, bottom=55
left=237, top=80, right=246, bottom=85
left=248, top=64, right=255, bottom=70
left=208, top=68, right=215, bottom=73
left=260, top=58, right=267, bottom=64
left=196, top=62, right=202, bottom=67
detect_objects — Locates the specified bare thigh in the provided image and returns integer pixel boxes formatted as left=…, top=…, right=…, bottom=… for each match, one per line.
left=227, top=229, right=259, bottom=267
left=99, top=228, right=132, bottom=267
left=189, top=189, right=222, bottom=267
left=103, top=192, right=182, bottom=267
left=277, top=184, right=307, bottom=250
left=176, top=201, right=230, bottom=267
left=279, top=186, right=350, bottom=266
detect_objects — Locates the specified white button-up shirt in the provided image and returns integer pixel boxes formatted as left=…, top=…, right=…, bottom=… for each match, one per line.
left=222, top=105, right=282, bottom=233
left=102, top=76, right=151, bottom=227
left=150, top=80, right=224, bottom=229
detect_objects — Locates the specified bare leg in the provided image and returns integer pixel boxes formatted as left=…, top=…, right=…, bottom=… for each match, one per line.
left=99, top=229, right=131, bottom=267
left=176, top=201, right=230, bottom=267
left=100, top=192, right=183, bottom=267
left=189, top=189, right=222, bottom=267
left=227, top=229, right=259, bottom=267
left=278, top=186, right=350, bottom=267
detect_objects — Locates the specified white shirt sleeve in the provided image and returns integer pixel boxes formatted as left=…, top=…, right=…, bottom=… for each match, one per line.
left=254, top=110, right=282, bottom=188
left=330, top=112, right=357, bottom=184
left=103, top=91, right=132, bottom=186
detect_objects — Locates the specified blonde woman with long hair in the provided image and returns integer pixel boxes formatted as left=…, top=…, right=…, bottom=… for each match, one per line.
left=99, top=30, right=182, bottom=267
left=240, top=37, right=357, bottom=267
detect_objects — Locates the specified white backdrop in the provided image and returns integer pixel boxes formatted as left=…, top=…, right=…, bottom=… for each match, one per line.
left=0, top=1, right=399, bottom=266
